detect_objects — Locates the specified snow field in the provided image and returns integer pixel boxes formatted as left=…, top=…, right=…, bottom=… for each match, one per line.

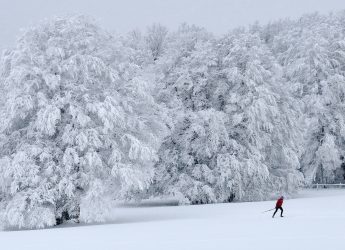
left=0, top=189, right=344, bottom=250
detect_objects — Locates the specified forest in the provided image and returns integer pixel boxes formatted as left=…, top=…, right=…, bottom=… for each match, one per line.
left=1, top=11, right=345, bottom=229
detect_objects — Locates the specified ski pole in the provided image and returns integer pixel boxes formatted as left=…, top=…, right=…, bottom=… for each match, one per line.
left=262, top=208, right=275, bottom=213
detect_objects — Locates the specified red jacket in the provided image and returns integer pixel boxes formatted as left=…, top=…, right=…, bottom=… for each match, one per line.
left=276, top=198, right=283, bottom=208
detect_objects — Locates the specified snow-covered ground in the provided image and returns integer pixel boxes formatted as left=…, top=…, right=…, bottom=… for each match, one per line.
left=1, top=189, right=344, bottom=250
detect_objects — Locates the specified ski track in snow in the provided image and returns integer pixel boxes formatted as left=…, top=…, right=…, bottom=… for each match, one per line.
left=0, top=189, right=344, bottom=250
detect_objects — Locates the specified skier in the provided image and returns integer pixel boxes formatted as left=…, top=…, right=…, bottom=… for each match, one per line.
left=272, top=196, right=284, bottom=218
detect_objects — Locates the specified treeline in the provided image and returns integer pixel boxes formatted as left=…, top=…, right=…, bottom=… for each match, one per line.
left=0, top=11, right=345, bottom=229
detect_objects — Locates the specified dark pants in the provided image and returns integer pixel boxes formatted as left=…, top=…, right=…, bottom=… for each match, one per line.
left=273, top=207, right=283, bottom=217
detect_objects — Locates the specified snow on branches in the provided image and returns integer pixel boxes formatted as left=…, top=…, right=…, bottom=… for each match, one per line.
left=0, top=16, right=164, bottom=229
left=1, top=11, right=345, bottom=229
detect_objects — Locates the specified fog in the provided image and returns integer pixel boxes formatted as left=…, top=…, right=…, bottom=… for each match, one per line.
left=1, top=0, right=345, bottom=49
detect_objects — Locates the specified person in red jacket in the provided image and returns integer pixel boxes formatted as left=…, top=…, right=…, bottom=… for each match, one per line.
left=272, top=196, right=284, bottom=218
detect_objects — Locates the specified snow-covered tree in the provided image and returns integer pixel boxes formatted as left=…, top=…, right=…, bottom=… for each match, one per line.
left=153, top=109, right=273, bottom=204
left=145, top=24, right=168, bottom=61
left=268, top=12, right=345, bottom=184
left=219, top=30, right=303, bottom=189
left=154, top=24, right=216, bottom=121
left=0, top=16, right=164, bottom=229
left=152, top=27, right=303, bottom=204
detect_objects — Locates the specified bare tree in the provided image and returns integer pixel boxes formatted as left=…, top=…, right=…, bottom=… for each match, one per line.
left=145, top=24, right=168, bottom=61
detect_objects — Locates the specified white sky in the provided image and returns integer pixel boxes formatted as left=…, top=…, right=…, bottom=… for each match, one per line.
left=1, top=0, right=345, bottom=49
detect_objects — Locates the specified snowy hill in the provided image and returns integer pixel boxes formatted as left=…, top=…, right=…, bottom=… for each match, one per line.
left=1, top=189, right=344, bottom=250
